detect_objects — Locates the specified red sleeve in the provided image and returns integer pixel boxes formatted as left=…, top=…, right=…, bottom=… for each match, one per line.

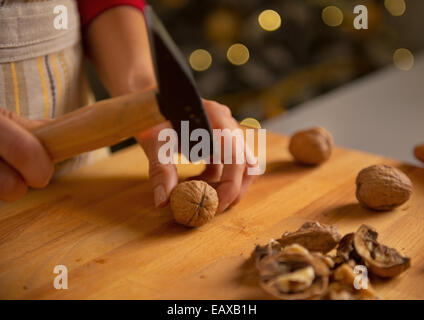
left=77, top=0, right=146, bottom=29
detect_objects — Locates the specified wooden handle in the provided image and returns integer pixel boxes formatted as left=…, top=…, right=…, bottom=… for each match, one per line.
left=32, top=88, right=166, bottom=163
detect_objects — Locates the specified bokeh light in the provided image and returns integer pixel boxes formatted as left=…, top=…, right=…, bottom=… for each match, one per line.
left=258, top=9, right=282, bottom=32
left=384, top=0, right=406, bottom=16
left=393, top=48, right=414, bottom=71
left=227, top=43, right=250, bottom=66
left=321, top=6, right=344, bottom=27
left=189, top=49, right=212, bottom=72
left=240, top=118, right=262, bottom=129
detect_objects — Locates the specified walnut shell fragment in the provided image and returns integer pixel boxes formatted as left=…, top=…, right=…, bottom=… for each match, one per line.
left=356, top=165, right=413, bottom=211
left=277, top=221, right=342, bottom=254
left=170, top=180, right=218, bottom=227
left=353, top=225, right=411, bottom=278
left=289, top=126, right=333, bottom=165
left=335, top=233, right=358, bottom=265
left=258, top=244, right=330, bottom=300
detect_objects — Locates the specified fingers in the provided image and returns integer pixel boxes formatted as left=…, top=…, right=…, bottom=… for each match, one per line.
left=0, top=107, right=51, bottom=130
left=136, top=121, right=178, bottom=208
left=233, top=166, right=259, bottom=206
left=233, top=147, right=260, bottom=205
left=216, top=162, right=245, bottom=213
left=0, top=111, right=54, bottom=189
left=149, top=160, right=178, bottom=208
left=136, top=100, right=260, bottom=211
left=202, top=99, right=263, bottom=211
left=189, top=163, right=223, bottom=183
left=203, top=101, right=246, bottom=212
left=414, top=144, right=424, bottom=163
left=0, top=159, right=28, bottom=202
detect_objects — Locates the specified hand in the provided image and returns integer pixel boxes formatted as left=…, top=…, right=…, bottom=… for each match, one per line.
left=0, top=108, right=54, bottom=202
left=135, top=100, right=260, bottom=213
left=415, top=144, right=424, bottom=163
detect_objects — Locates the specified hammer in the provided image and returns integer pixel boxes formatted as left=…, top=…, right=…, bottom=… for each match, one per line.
left=31, top=6, right=213, bottom=163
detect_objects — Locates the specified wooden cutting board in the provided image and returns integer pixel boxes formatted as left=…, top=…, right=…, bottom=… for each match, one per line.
left=0, top=132, right=423, bottom=300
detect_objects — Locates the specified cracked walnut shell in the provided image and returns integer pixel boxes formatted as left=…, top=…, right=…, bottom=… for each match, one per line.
left=277, top=221, right=341, bottom=254
left=356, top=165, right=413, bottom=211
left=353, top=225, right=410, bottom=278
left=258, top=244, right=330, bottom=300
left=289, top=126, right=333, bottom=165
left=170, top=180, right=218, bottom=227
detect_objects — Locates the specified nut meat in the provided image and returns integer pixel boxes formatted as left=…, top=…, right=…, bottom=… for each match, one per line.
left=327, top=264, right=379, bottom=300
left=356, top=164, right=413, bottom=211
left=289, top=126, right=333, bottom=165
left=258, top=244, right=330, bottom=300
left=170, top=180, right=218, bottom=227
left=251, top=221, right=411, bottom=299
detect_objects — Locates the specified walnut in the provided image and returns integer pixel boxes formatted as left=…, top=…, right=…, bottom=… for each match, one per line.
left=277, top=221, right=341, bottom=254
left=170, top=180, right=218, bottom=227
left=356, top=165, right=413, bottom=211
left=289, top=126, right=333, bottom=165
left=353, top=225, right=410, bottom=278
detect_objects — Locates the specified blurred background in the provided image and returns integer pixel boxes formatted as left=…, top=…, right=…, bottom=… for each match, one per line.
left=149, top=0, right=422, bottom=120
left=88, top=0, right=424, bottom=163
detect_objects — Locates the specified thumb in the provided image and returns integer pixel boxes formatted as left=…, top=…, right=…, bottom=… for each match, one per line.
left=135, top=122, right=178, bottom=208
left=414, top=144, right=424, bottom=163
left=148, top=158, right=178, bottom=208
left=0, top=108, right=51, bottom=131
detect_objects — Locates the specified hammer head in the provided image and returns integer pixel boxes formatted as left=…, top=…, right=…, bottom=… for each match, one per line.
left=144, top=6, right=213, bottom=161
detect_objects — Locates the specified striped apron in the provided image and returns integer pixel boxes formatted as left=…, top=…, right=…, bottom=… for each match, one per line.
left=0, top=0, right=109, bottom=176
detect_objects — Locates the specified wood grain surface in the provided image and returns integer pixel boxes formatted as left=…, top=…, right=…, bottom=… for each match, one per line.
left=0, top=132, right=423, bottom=299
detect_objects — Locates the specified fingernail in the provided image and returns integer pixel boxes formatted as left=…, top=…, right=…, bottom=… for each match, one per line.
left=218, top=201, right=229, bottom=213
left=154, top=185, right=166, bottom=207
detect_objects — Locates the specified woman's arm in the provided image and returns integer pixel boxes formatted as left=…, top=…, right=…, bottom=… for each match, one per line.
left=84, top=6, right=155, bottom=96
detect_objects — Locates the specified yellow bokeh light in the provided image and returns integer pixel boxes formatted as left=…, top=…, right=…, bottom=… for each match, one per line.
left=189, top=49, right=212, bottom=72
left=322, top=6, right=344, bottom=27
left=240, top=118, right=262, bottom=129
left=384, top=0, right=406, bottom=16
left=393, top=48, right=414, bottom=71
left=258, top=9, right=282, bottom=32
left=227, top=43, right=250, bottom=66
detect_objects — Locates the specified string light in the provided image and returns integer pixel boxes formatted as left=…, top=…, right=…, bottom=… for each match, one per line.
left=393, top=48, right=414, bottom=71
left=189, top=49, right=212, bottom=71
left=258, top=9, right=282, bottom=32
left=227, top=43, right=250, bottom=66
left=384, top=0, right=406, bottom=16
left=321, top=6, right=343, bottom=27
